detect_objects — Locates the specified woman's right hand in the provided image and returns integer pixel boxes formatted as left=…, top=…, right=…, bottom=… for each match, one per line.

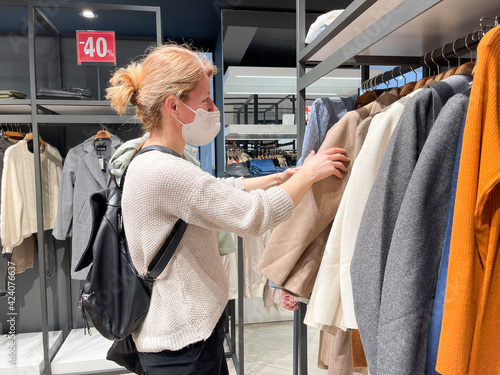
left=301, top=148, right=349, bottom=183
left=279, top=147, right=349, bottom=208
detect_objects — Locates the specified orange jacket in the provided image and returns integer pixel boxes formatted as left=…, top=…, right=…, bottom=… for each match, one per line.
left=436, top=25, right=500, bottom=375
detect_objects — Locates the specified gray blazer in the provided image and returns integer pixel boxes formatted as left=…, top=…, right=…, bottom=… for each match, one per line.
left=53, top=134, right=122, bottom=279
left=376, top=91, right=470, bottom=375
left=350, top=74, right=472, bottom=375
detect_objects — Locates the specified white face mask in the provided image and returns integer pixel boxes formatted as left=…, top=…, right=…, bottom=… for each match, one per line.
left=176, top=102, right=221, bottom=146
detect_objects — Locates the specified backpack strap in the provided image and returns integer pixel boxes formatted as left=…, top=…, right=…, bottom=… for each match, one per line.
left=146, top=217, right=188, bottom=279
left=133, top=144, right=188, bottom=280
left=136, top=145, right=182, bottom=158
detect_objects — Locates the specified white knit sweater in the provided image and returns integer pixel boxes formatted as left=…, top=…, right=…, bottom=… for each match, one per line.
left=122, top=150, right=293, bottom=352
left=1, top=141, right=62, bottom=254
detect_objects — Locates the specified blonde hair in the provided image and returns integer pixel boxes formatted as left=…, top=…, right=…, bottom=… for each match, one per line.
left=106, top=44, right=217, bottom=133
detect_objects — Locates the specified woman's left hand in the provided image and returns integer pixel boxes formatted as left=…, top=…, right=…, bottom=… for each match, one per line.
left=277, top=167, right=300, bottom=184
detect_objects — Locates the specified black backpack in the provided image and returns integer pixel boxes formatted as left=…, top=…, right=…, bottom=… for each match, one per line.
left=75, top=145, right=187, bottom=342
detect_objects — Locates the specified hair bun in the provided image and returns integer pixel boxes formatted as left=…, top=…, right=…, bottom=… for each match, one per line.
left=106, top=62, right=143, bottom=115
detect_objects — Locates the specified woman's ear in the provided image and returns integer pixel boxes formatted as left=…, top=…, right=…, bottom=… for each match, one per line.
left=164, top=96, right=178, bottom=118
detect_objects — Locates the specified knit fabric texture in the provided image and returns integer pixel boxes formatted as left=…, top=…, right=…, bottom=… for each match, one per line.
left=122, top=150, right=293, bottom=352
left=437, top=25, right=500, bottom=375
left=1, top=140, right=62, bottom=253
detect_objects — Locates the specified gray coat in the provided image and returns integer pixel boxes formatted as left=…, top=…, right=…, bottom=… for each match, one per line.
left=350, top=74, right=473, bottom=375
left=376, top=91, right=470, bottom=375
left=53, top=134, right=122, bottom=279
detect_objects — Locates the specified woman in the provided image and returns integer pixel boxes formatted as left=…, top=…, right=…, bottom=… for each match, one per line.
left=106, top=44, right=348, bottom=375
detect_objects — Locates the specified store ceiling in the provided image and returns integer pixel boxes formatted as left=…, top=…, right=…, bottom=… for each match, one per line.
left=0, top=0, right=354, bottom=68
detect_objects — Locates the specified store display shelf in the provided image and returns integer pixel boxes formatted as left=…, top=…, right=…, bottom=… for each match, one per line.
left=0, top=99, right=32, bottom=115
left=0, top=331, right=63, bottom=375
left=51, top=329, right=130, bottom=375
left=226, top=133, right=297, bottom=140
left=298, top=0, right=440, bottom=90
left=225, top=124, right=297, bottom=140
left=0, top=115, right=33, bottom=123
left=34, top=114, right=140, bottom=124
left=35, top=100, right=136, bottom=116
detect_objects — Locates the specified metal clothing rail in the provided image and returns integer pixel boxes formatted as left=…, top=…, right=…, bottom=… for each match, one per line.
left=294, top=0, right=468, bottom=374
left=363, top=17, right=500, bottom=89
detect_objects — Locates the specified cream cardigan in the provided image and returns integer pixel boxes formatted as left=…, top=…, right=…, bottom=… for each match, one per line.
left=123, top=150, right=293, bottom=352
left=1, top=141, right=62, bottom=254
left=305, top=91, right=420, bottom=332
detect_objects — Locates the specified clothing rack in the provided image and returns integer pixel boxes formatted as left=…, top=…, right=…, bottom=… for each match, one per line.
left=296, top=1, right=500, bottom=375
left=0, top=2, right=239, bottom=375
left=362, top=16, right=499, bottom=90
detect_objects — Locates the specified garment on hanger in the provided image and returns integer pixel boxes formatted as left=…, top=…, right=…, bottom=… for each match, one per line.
left=297, top=95, right=358, bottom=166
left=426, top=118, right=465, bottom=375
left=10, top=235, right=35, bottom=274
left=223, top=230, right=282, bottom=316
left=318, top=329, right=368, bottom=375
left=305, top=89, right=423, bottom=335
left=259, top=89, right=399, bottom=299
left=0, top=137, right=15, bottom=293
left=0, top=252, right=11, bottom=296
left=1, top=140, right=62, bottom=254
left=374, top=90, right=470, bottom=375
left=53, top=133, right=122, bottom=280
left=350, top=74, right=472, bottom=374
left=436, top=25, right=500, bottom=375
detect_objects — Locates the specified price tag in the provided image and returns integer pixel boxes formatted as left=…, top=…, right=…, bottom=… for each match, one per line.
left=76, top=31, right=116, bottom=65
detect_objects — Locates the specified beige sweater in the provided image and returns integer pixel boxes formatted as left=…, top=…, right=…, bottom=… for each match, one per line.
left=123, top=150, right=293, bottom=352
left=1, top=141, right=62, bottom=254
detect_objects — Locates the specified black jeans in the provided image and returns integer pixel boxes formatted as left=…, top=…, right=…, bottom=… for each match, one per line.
left=138, top=313, right=229, bottom=375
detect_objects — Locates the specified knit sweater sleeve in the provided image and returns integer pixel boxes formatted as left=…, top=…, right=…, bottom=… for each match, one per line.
left=128, top=153, right=293, bottom=237
left=218, top=176, right=245, bottom=190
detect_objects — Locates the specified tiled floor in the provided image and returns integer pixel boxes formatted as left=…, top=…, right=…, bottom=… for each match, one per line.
left=225, top=320, right=329, bottom=375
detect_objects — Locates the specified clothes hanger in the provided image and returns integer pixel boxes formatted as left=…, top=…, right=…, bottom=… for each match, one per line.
left=414, top=52, right=433, bottom=90
left=357, top=76, right=374, bottom=104
left=455, top=32, right=476, bottom=75
left=4, top=123, right=26, bottom=140
left=443, top=39, right=460, bottom=79
left=95, top=125, right=111, bottom=141
left=435, top=45, right=450, bottom=81
left=421, top=49, right=439, bottom=87
left=23, top=132, right=46, bottom=148
left=399, top=66, right=417, bottom=97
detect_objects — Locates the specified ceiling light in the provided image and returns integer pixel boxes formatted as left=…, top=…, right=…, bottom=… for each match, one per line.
left=80, top=10, right=98, bottom=19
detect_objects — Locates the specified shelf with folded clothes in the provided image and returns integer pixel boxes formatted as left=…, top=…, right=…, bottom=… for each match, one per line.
left=32, top=100, right=140, bottom=124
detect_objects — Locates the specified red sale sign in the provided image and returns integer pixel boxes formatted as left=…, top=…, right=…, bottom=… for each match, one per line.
left=305, top=106, right=312, bottom=122
left=76, top=31, right=116, bottom=65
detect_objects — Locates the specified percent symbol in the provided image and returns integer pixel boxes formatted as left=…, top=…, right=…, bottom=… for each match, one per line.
left=107, top=49, right=115, bottom=57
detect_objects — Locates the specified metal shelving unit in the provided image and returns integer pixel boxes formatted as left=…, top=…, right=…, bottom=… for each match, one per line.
left=0, top=2, right=162, bottom=374
left=294, top=0, right=500, bottom=374
left=1, top=2, right=243, bottom=374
